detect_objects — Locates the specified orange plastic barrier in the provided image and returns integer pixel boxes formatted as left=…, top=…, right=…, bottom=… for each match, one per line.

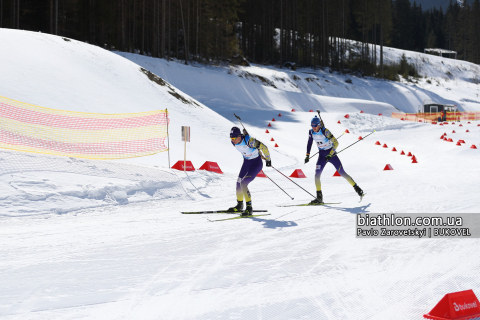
left=392, top=111, right=480, bottom=123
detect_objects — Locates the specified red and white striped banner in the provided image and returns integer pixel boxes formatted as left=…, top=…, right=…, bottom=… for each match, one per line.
left=0, top=95, right=169, bottom=159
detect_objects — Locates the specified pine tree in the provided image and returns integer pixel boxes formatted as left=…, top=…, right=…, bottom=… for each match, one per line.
left=392, top=0, right=414, bottom=50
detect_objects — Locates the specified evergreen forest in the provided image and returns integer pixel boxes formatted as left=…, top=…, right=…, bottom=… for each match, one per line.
left=1, top=0, right=479, bottom=78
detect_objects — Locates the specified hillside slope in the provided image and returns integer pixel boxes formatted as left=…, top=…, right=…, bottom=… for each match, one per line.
left=117, top=39, right=480, bottom=117
left=0, top=29, right=244, bottom=171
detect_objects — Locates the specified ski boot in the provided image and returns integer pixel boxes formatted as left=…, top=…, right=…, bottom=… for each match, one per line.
left=354, top=184, right=365, bottom=197
left=227, top=200, right=244, bottom=213
left=309, top=190, right=324, bottom=205
left=242, top=201, right=253, bottom=216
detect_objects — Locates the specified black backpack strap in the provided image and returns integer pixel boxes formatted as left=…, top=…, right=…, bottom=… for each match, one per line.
left=321, top=127, right=327, bottom=137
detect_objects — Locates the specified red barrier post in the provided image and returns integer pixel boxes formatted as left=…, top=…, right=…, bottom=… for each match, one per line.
left=424, top=290, right=480, bottom=320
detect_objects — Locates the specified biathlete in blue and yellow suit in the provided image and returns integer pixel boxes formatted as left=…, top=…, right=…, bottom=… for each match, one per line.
left=305, top=116, right=364, bottom=204
left=228, top=126, right=271, bottom=216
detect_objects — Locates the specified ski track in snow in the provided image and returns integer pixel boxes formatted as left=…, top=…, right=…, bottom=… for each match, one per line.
left=2, top=200, right=480, bottom=319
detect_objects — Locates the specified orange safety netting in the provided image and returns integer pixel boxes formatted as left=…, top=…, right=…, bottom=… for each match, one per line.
left=392, top=111, right=480, bottom=123
left=0, top=95, right=169, bottom=159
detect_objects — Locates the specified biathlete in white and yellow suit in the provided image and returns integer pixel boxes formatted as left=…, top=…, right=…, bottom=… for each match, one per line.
left=228, top=126, right=271, bottom=216
left=305, top=116, right=364, bottom=204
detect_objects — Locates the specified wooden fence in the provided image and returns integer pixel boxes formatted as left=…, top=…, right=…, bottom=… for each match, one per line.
left=391, top=111, right=480, bottom=123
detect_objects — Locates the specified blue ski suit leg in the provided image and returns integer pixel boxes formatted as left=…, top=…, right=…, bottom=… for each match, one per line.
left=315, top=148, right=356, bottom=191
left=236, top=156, right=263, bottom=202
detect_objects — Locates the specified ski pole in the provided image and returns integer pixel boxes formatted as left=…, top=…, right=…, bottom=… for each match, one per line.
left=271, top=166, right=317, bottom=200
left=307, top=131, right=346, bottom=161
left=263, top=170, right=294, bottom=200
left=307, top=152, right=319, bottom=161
left=335, top=130, right=375, bottom=156
left=234, top=113, right=249, bottom=135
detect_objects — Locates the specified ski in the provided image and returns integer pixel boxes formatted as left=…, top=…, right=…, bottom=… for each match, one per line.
left=276, top=202, right=341, bottom=207
left=208, top=214, right=271, bottom=222
left=182, top=209, right=268, bottom=214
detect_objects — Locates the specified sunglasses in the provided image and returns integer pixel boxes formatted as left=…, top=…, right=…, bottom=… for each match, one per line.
left=230, top=136, right=240, bottom=140
left=311, top=124, right=320, bottom=127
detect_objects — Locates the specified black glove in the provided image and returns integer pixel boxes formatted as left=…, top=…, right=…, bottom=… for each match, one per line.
left=325, top=154, right=332, bottom=162
left=242, top=128, right=248, bottom=136
left=266, top=160, right=272, bottom=167
left=304, top=155, right=310, bottom=164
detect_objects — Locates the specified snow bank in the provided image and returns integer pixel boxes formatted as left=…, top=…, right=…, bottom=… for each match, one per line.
left=0, top=149, right=189, bottom=216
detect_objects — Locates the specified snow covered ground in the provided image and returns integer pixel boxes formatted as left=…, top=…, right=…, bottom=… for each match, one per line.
left=1, top=29, right=480, bottom=319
